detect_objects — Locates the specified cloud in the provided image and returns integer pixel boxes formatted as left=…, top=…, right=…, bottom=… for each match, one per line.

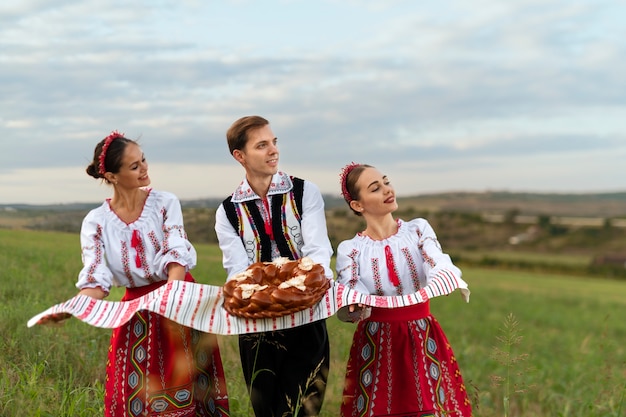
left=1, top=0, right=624, bottom=204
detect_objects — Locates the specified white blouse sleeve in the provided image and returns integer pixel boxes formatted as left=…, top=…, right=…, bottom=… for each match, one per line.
left=214, top=202, right=250, bottom=280
left=335, top=240, right=370, bottom=294
left=152, top=192, right=197, bottom=275
left=300, top=181, right=334, bottom=279
left=76, top=208, right=113, bottom=293
left=414, top=219, right=470, bottom=302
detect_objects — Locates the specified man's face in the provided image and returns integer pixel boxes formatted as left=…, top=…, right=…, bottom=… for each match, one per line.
left=234, top=124, right=280, bottom=178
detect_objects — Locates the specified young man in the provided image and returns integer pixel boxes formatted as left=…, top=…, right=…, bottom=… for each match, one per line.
left=214, top=115, right=333, bottom=417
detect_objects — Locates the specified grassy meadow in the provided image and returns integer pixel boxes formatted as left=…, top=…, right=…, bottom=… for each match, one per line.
left=1, top=228, right=625, bottom=416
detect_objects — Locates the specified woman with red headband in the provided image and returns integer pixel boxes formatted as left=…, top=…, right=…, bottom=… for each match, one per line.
left=47, top=131, right=230, bottom=416
left=335, top=163, right=472, bottom=417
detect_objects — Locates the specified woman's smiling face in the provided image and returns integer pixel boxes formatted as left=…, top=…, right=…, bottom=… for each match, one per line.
left=351, top=167, right=398, bottom=216
left=112, top=143, right=150, bottom=189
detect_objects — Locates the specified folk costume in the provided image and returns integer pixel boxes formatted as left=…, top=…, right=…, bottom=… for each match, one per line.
left=336, top=218, right=472, bottom=417
left=215, top=171, right=333, bottom=417
left=77, top=189, right=230, bottom=417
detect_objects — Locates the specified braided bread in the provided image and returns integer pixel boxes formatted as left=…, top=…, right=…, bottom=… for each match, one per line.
left=222, top=257, right=330, bottom=319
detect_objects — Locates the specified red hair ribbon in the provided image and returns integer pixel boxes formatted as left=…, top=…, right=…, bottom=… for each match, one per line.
left=98, top=130, right=125, bottom=176
left=384, top=245, right=400, bottom=286
left=131, top=229, right=142, bottom=268
left=339, top=162, right=361, bottom=203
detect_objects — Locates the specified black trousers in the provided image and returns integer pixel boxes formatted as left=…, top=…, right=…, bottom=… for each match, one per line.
left=238, top=320, right=330, bottom=417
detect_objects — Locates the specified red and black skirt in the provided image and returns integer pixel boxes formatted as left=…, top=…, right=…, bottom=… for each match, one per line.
left=104, top=274, right=230, bottom=416
left=340, top=301, right=472, bottom=417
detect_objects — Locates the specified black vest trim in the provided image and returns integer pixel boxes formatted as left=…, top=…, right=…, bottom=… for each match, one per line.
left=292, top=177, right=304, bottom=215
left=222, top=195, right=239, bottom=234
left=222, top=176, right=305, bottom=262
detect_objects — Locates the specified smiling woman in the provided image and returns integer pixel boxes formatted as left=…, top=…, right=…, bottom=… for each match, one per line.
left=335, top=162, right=472, bottom=417
left=39, top=131, right=231, bottom=416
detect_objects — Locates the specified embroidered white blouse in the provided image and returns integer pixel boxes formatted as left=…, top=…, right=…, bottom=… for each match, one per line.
left=215, top=171, right=334, bottom=280
left=336, top=218, right=470, bottom=301
left=76, top=189, right=197, bottom=293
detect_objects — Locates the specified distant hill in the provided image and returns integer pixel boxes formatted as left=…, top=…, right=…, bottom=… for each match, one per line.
left=2, top=191, right=626, bottom=218
left=3, top=191, right=626, bottom=278
left=390, top=191, right=626, bottom=218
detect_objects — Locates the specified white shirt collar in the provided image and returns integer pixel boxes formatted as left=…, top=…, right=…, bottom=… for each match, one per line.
left=231, top=171, right=293, bottom=203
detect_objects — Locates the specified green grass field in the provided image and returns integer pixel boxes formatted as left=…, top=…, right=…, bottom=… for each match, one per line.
left=1, top=229, right=625, bottom=416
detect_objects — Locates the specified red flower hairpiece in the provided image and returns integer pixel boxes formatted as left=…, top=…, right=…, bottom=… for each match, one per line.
left=339, top=162, right=361, bottom=203
left=98, top=130, right=125, bottom=176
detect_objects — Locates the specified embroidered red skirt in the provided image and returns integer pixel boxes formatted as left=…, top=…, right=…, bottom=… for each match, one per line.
left=340, top=301, right=472, bottom=417
left=104, top=274, right=230, bottom=416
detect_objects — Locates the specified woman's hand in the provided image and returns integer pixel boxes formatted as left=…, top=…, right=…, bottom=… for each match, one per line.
left=347, top=303, right=371, bottom=322
left=78, top=287, right=108, bottom=300
left=37, top=286, right=107, bottom=326
left=37, top=312, right=72, bottom=326
left=166, top=262, right=186, bottom=282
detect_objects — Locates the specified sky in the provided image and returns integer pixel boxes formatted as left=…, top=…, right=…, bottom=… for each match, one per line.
left=1, top=0, right=624, bottom=205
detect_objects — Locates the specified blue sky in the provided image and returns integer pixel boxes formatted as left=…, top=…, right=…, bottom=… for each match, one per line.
left=1, top=0, right=624, bottom=205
